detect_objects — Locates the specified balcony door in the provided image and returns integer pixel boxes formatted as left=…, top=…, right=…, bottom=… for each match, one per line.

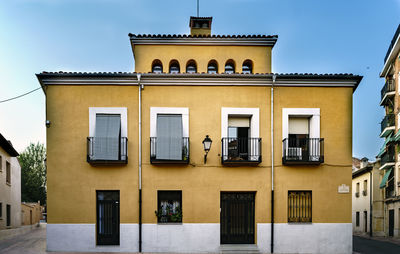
left=389, top=209, right=394, bottom=237
left=94, top=114, right=121, bottom=160
left=287, top=117, right=310, bottom=160
left=97, top=191, right=120, bottom=245
left=228, top=116, right=250, bottom=160
left=156, top=114, right=183, bottom=160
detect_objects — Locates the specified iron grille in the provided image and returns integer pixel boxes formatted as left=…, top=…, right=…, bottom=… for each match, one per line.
left=221, top=138, right=261, bottom=164
left=288, top=191, right=312, bottom=223
left=87, top=137, right=128, bottom=164
left=150, top=137, right=189, bottom=164
left=282, top=138, right=324, bottom=164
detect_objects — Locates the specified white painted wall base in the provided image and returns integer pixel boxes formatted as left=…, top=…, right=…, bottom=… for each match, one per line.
left=47, top=223, right=138, bottom=252
left=257, top=223, right=352, bottom=254
left=48, top=223, right=351, bottom=253
left=142, top=223, right=220, bottom=253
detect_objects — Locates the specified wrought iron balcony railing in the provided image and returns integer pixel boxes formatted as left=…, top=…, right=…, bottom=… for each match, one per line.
left=221, top=137, right=261, bottom=164
left=87, top=137, right=128, bottom=164
left=380, top=80, right=395, bottom=101
left=282, top=138, right=324, bottom=165
left=150, top=137, right=189, bottom=164
left=380, top=145, right=395, bottom=166
left=380, top=114, right=395, bottom=134
left=355, top=192, right=360, bottom=198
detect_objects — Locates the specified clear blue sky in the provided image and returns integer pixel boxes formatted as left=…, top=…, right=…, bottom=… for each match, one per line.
left=0, top=0, right=399, bottom=160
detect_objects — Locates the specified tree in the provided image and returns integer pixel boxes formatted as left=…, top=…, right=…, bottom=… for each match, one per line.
left=19, top=143, right=46, bottom=205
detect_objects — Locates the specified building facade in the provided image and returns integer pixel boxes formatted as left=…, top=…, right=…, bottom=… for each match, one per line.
left=21, top=201, right=43, bottom=226
left=0, top=133, right=21, bottom=230
left=378, top=24, right=400, bottom=238
left=37, top=17, right=362, bottom=253
left=352, top=158, right=384, bottom=236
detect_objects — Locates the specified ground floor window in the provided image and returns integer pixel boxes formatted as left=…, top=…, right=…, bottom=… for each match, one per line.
left=96, top=190, right=120, bottom=245
left=288, top=191, right=312, bottom=222
left=356, top=211, right=360, bottom=227
left=156, top=191, right=182, bottom=223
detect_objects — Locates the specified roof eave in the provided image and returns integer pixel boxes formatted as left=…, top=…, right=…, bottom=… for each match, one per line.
left=380, top=34, right=400, bottom=77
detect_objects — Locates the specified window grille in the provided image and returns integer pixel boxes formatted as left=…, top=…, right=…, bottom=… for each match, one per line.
left=288, top=191, right=312, bottom=222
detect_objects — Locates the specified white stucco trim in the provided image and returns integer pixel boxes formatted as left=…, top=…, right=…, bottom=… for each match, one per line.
left=142, top=223, right=220, bottom=253
left=257, top=223, right=352, bottom=254
left=89, top=107, right=128, bottom=137
left=47, top=223, right=138, bottom=252
left=150, top=107, right=189, bottom=137
left=221, top=107, right=260, bottom=138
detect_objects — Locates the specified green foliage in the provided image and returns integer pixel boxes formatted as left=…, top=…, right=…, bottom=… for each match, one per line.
left=19, top=143, right=46, bottom=205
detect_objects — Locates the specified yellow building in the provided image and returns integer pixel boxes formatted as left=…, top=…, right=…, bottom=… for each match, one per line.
left=352, top=158, right=384, bottom=236
left=21, top=202, right=43, bottom=226
left=379, top=23, right=400, bottom=239
left=37, top=17, right=362, bottom=253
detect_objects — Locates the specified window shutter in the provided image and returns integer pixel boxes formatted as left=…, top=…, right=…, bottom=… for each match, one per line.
left=289, top=117, right=309, bottom=134
left=156, top=115, right=183, bottom=160
left=94, top=114, right=121, bottom=160
left=228, top=117, right=250, bottom=127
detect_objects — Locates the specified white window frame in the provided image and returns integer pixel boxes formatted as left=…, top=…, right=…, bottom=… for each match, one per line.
left=150, top=107, right=189, bottom=137
left=221, top=108, right=260, bottom=161
left=282, top=108, right=320, bottom=156
left=89, top=107, right=128, bottom=137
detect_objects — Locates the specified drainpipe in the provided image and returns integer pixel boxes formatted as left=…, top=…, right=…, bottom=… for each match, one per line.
left=137, top=74, right=143, bottom=252
left=369, top=170, right=372, bottom=237
left=271, top=74, right=276, bottom=253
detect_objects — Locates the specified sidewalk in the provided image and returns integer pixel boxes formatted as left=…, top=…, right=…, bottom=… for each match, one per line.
left=0, top=223, right=43, bottom=241
left=354, top=233, right=400, bottom=246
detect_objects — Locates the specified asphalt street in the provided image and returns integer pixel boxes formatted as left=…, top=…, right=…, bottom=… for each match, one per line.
left=353, top=235, right=400, bottom=254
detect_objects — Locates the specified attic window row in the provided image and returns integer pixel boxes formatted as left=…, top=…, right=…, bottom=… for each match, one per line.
left=151, top=59, right=253, bottom=74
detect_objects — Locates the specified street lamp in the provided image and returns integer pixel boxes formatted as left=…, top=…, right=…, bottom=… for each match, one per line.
left=202, top=135, right=212, bottom=164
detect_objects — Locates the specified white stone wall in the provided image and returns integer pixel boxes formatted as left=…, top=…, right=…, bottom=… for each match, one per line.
left=0, top=147, right=21, bottom=230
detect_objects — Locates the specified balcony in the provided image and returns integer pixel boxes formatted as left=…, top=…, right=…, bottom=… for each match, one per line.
left=379, top=145, right=395, bottom=170
left=355, top=192, right=360, bottom=198
left=282, top=138, right=324, bottom=165
left=380, top=80, right=395, bottom=106
left=221, top=138, right=261, bottom=164
left=362, top=190, right=367, bottom=196
left=380, top=114, right=395, bottom=137
left=87, top=137, right=128, bottom=164
left=150, top=137, right=189, bottom=164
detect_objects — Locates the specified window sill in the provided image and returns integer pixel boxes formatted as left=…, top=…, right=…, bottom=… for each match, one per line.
left=6, top=182, right=11, bottom=186
left=157, top=222, right=183, bottom=225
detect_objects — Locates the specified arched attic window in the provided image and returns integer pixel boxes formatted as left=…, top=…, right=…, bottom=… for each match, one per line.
left=242, top=60, right=253, bottom=74
left=152, top=60, right=163, bottom=74
left=169, top=60, right=180, bottom=74
left=186, top=60, right=197, bottom=74
left=207, top=60, right=218, bottom=74
left=224, top=60, right=235, bottom=74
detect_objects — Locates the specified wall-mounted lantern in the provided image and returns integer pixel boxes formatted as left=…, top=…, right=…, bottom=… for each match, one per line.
left=202, top=135, right=212, bottom=164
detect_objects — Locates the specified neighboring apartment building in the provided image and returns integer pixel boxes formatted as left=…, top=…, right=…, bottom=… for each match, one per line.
left=379, top=24, right=400, bottom=238
left=352, top=157, right=384, bottom=236
left=21, top=201, right=43, bottom=225
left=37, top=17, right=362, bottom=253
left=0, top=133, right=21, bottom=230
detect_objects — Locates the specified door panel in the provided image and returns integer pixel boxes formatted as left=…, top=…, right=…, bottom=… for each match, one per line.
left=97, top=191, right=120, bottom=245
left=221, top=192, right=255, bottom=244
left=389, top=209, right=394, bottom=237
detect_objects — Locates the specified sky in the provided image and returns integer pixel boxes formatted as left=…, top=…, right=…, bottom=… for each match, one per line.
left=0, top=0, right=399, bottom=159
